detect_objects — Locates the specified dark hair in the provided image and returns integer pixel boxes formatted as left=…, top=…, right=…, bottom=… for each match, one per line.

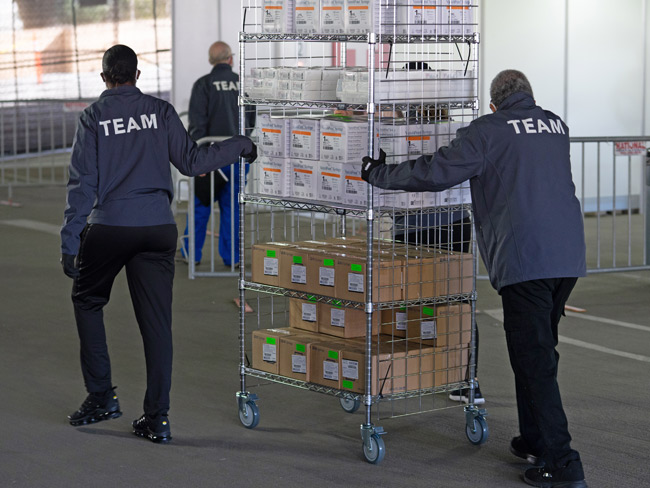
left=102, top=44, right=138, bottom=85
left=489, top=69, right=534, bottom=108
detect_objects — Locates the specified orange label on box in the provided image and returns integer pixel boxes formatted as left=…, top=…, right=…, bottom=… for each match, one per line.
left=294, top=168, right=313, bottom=174
left=322, top=132, right=342, bottom=137
left=322, top=172, right=341, bottom=178
left=292, top=130, right=312, bottom=136
left=263, top=167, right=282, bottom=173
left=345, top=175, right=363, bottom=181
left=262, top=128, right=282, bottom=133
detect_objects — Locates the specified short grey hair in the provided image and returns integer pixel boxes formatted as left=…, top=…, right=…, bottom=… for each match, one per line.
left=489, top=69, right=534, bottom=108
left=208, top=41, right=232, bottom=65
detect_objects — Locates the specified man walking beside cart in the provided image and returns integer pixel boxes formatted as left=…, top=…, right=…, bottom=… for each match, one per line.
left=361, top=69, right=588, bottom=488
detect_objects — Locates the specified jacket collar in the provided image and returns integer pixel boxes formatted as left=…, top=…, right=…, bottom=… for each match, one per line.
left=497, top=92, right=535, bottom=111
left=99, top=84, right=141, bottom=99
left=211, top=63, right=233, bottom=73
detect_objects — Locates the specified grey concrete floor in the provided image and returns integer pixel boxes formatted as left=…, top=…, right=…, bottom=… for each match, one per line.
left=0, top=185, right=648, bottom=488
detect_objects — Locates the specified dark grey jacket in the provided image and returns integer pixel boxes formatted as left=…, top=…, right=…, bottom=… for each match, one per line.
left=368, top=92, right=586, bottom=292
left=61, top=85, right=252, bottom=255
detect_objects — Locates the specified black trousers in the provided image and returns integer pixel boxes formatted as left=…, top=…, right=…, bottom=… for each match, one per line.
left=72, top=224, right=177, bottom=418
left=501, top=277, right=581, bottom=470
left=395, top=216, right=478, bottom=378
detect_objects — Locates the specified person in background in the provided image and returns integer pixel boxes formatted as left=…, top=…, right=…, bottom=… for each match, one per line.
left=182, top=41, right=252, bottom=268
left=60, top=44, right=256, bottom=444
left=362, top=70, right=587, bottom=488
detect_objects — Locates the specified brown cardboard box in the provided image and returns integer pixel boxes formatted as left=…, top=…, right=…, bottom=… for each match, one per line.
left=447, top=344, right=471, bottom=385
left=251, top=243, right=297, bottom=287
left=305, top=248, right=339, bottom=297
left=288, top=298, right=319, bottom=332
left=318, top=300, right=378, bottom=338
left=309, top=340, right=345, bottom=389
left=251, top=328, right=293, bottom=374
left=431, top=250, right=473, bottom=297
left=278, top=331, right=324, bottom=381
left=334, top=250, right=403, bottom=302
left=278, top=247, right=312, bottom=292
left=339, top=340, right=395, bottom=395
left=380, top=303, right=471, bottom=348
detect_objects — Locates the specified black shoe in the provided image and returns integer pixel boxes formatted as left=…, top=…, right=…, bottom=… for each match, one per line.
left=132, top=414, right=172, bottom=444
left=448, top=382, right=485, bottom=404
left=511, top=436, right=545, bottom=467
left=524, top=461, right=587, bottom=488
left=68, top=387, right=122, bottom=426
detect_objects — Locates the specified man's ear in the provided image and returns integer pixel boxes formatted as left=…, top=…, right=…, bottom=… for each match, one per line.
left=100, top=72, right=106, bottom=82
left=489, top=102, right=497, bottom=113
left=136, top=69, right=141, bottom=80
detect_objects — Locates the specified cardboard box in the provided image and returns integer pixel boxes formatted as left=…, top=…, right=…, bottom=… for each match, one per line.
left=294, top=0, right=320, bottom=33
left=343, top=163, right=367, bottom=207
left=289, top=297, right=319, bottom=332
left=251, top=242, right=297, bottom=287
left=251, top=328, right=294, bottom=374
left=321, top=0, right=346, bottom=33
left=447, top=344, right=471, bottom=385
left=278, top=331, right=323, bottom=381
left=380, top=303, right=471, bottom=348
left=309, top=341, right=344, bottom=388
left=434, top=250, right=474, bottom=297
left=318, top=300, right=378, bottom=338
left=305, top=248, right=338, bottom=297
left=289, top=118, right=321, bottom=160
left=334, top=250, right=403, bottom=302
left=339, top=341, right=395, bottom=395
left=278, top=247, right=312, bottom=292
left=320, top=117, right=375, bottom=163
left=257, top=114, right=291, bottom=158
left=262, top=0, right=296, bottom=33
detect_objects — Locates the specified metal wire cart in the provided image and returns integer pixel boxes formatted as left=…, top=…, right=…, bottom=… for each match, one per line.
left=235, top=0, right=486, bottom=463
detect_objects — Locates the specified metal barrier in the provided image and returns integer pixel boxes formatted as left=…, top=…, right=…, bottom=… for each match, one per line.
left=180, top=136, right=240, bottom=279
left=571, top=136, right=649, bottom=273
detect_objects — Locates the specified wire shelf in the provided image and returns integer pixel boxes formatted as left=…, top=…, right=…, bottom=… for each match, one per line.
left=242, top=97, right=478, bottom=111
left=240, top=32, right=480, bottom=44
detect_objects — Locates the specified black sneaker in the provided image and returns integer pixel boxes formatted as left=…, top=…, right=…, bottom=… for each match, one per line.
left=511, top=436, right=545, bottom=467
left=132, top=414, right=172, bottom=444
left=68, top=387, right=122, bottom=426
left=524, top=461, right=587, bottom=488
left=448, top=382, right=485, bottom=404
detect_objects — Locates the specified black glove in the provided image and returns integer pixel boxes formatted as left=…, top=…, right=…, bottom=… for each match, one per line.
left=361, top=149, right=387, bottom=182
left=241, top=141, right=258, bottom=163
left=61, top=253, right=79, bottom=279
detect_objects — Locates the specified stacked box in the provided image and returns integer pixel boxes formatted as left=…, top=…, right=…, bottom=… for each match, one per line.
left=380, top=303, right=471, bottom=348
left=290, top=159, right=319, bottom=199
left=321, top=0, right=346, bottom=33
left=403, top=0, right=440, bottom=36
left=279, top=247, right=312, bottom=292
left=446, top=0, right=474, bottom=36
left=262, top=0, right=296, bottom=33
left=251, top=242, right=298, bottom=286
left=278, top=331, right=323, bottom=381
left=343, top=164, right=367, bottom=206
left=318, top=161, right=345, bottom=203
left=320, top=117, right=377, bottom=163
left=257, top=157, right=291, bottom=197
left=294, top=0, right=320, bottom=33
left=251, top=328, right=294, bottom=374
left=257, top=114, right=291, bottom=158
left=289, top=297, right=319, bottom=332
left=318, top=300, right=379, bottom=338
left=289, top=118, right=321, bottom=161
left=310, top=341, right=345, bottom=389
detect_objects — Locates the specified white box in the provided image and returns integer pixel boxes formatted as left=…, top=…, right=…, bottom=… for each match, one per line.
left=346, top=0, right=372, bottom=34
left=321, top=0, right=346, bottom=33
left=438, top=182, right=472, bottom=206
left=449, top=0, right=474, bottom=36
left=257, top=114, right=291, bottom=158
left=262, top=0, right=296, bottom=33
left=257, top=157, right=291, bottom=197
left=320, top=118, right=376, bottom=163
left=405, top=0, right=440, bottom=36
left=290, top=159, right=319, bottom=200
left=382, top=190, right=423, bottom=209
left=289, top=89, right=322, bottom=101
left=291, top=79, right=322, bottom=91
left=318, top=161, right=345, bottom=203
left=295, top=0, right=320, bottom=33
left=343, top=164, right=367, bottom=206
left=290, top=118, right=321, bottom=160
left=290, top=67, right=322, bottom=81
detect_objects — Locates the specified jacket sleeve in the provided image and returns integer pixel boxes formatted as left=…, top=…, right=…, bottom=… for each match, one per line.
left=166, top=104, right=252, bottom=177
left=188, top=79, right=209, bottom=141
left=60, top=110, right=99, bottom=255
left=369, top=123, right=486, bottom=191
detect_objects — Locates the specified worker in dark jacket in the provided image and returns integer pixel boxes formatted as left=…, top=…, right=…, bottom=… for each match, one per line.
left=181, top=41, right=246, bottom=267
left=60, top=44, right=256, bottom=444
left=362, top=70, right=587, bottom=488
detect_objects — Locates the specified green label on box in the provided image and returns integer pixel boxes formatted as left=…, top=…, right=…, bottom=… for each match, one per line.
left=307, top=295, right=317, bottom=302
left=351, top=264, right=363, bottom=272
left=296, top=344, right=306, bottom=353
left=399, top=307, right=406, bottom=312
left=293, top=256, right=302, bottom=264
left=332, top=300, right=342, bottom=309
left=323, top=258, right=334, bottom=267
left=266, top=337, right=276, bottom=345
left=423, top=307, right=434, bottom=317
left=266, top=250, right=276, bottom=258
left=342, top=380, right=354, bottom=390
left=328, top=350, right=339, bottom=360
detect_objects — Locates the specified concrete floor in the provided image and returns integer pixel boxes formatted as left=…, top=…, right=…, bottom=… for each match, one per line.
left=0, top=185, right=648, bottom=488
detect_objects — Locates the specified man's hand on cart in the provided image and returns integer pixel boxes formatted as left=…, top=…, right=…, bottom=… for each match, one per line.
left=361, top=148, right=387, bottom=182
left=61, top=253, right=79, bottom=279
